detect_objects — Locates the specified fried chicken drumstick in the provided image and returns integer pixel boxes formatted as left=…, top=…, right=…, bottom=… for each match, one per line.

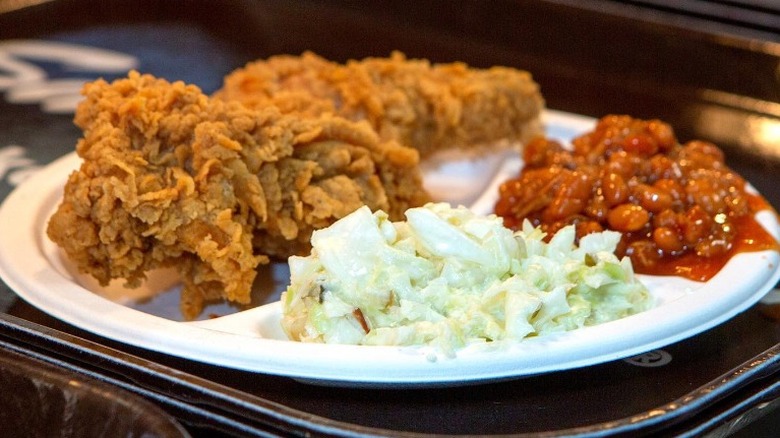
left=47, top=71, right=428, bottom=319
left=215, top=51, right=544, bottom=157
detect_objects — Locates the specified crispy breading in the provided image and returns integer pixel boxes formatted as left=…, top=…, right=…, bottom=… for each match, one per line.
left=47, top=71, right=428, bottom=319
left=215, top=51, right=544, bottom=157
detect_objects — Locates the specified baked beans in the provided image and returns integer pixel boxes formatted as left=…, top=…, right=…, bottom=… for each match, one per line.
left=495, top=115, right=778, bottom=281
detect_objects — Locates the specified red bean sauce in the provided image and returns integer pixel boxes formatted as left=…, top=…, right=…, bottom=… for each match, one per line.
left=495, top=115, right=779, bottom=281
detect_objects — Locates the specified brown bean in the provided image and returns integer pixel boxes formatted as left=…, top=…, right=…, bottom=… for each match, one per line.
left=585, top=195, right=609, bottom=220
left=562, top=171, right=594, bottom=200
left=653, top=227, right=684, bottom=253
left=646, top=120, right=677, bottom=151
left=682, top=205, right=713, bottom=244
left=648, top=155, right=675, bottom=181
left=625, top=240, right=661, bottom=270
left=601, top=172, right=628, bottom=207
left=621, top=134, right=658, bottom=156
left=653, top=179, right=684, bottom=202
left=576, top=220, right=604, bottom=236
left=523, top=137, right=555, bottom=167
left=685, top=176, right=726, bottom=215
left=635, top=184, right=674, bottom=213
left=543, top=172, right=592, bottom=221
left=652, top=209, right=679, bottom=229
left=544, top=197, right=585, bottom=222
left=683, top=140, right=725, bottom=163
left=607, top=204, right=650, bottom=232
left=605, top=151, right=638, bottom=179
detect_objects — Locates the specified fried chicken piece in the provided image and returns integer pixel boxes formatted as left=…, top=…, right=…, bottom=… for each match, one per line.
left=215, top=51, right=544, bottom=157
left=46, top=71, right=428, bottom=319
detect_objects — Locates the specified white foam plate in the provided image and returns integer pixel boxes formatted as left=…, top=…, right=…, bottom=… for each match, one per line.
left=1, top=110, right=779, bottom=387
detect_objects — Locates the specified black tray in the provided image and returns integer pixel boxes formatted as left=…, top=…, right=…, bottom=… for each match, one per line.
left=0, top=334, right=190, bottom=437
left=1, top=1, right=779, bottom=436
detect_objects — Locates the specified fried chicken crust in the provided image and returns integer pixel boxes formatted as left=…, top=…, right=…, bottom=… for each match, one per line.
left=215, top=51, right=544, bottom=157
left=46, top=71, right=428, bottom=319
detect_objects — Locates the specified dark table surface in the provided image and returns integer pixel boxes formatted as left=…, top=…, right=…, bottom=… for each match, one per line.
left=1, top=1, right=780, bottom=436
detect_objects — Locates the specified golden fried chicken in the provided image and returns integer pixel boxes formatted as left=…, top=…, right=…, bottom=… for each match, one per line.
left=47, top=71, right=428, bottom=319
left=215, top=51, right=544, bottom=157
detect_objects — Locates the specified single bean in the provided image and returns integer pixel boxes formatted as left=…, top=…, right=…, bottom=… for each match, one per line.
left=625, top=240, right=661, bottom=270
left=653, top=227, right=684, bottom=253
left=682, top=205, right=713, bottom=245
left=635, top=184, right=674, bottom=213
left=646, top=120, right=676, bottom=151
left=653, top=178, right=684, bottom=202
left=607, top=204, right=650, bottom=232
left=576, top=220, right=604, bottom=236
left=652, top=209, right=679, bottom=229
left=601, top=172, right=629, bottom=206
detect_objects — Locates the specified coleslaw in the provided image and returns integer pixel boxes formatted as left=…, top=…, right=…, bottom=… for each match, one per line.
left=281, top=203, right=651, bottom=354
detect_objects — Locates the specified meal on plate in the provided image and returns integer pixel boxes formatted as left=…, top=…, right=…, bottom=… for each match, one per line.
left=44, top=48, right=777, bottom=326
left=495, top=115, right=779, bottom=281
left=46, top=53, right=545, bottom=319
left=281, top=203, right=651, bottom=354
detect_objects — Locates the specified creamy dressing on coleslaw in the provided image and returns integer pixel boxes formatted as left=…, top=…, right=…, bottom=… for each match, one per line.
left=281, top=203, right=651, bottom=354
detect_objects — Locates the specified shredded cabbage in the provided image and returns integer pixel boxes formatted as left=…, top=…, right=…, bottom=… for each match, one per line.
left=281, top=203, right=652, bottom=355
